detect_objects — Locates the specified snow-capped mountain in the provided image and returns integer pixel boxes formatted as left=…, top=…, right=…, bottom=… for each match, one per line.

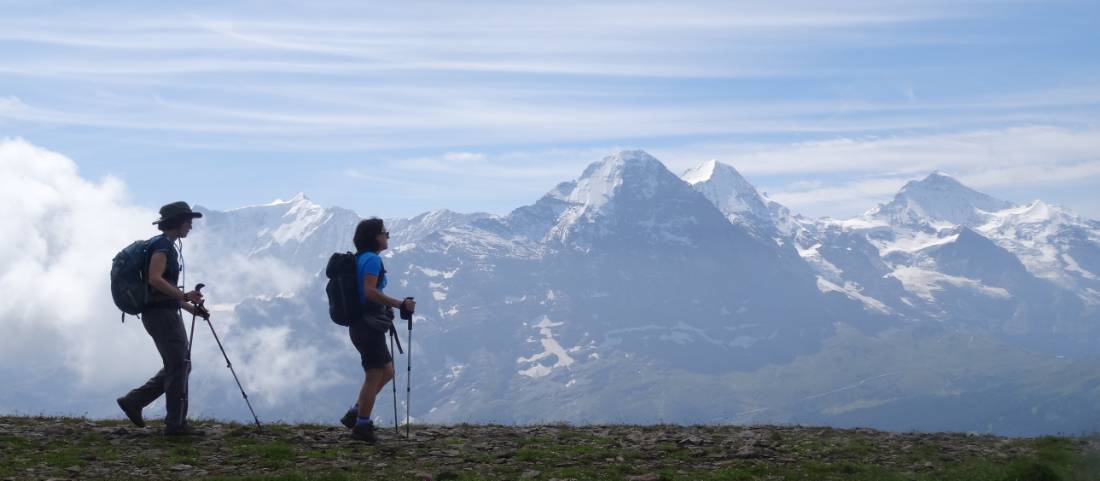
left=160, top=151, right=1098, bottom=436
left=512, top=150, right=736, bottom=249
left=867, top=171, right=1014, bottom=228
left=977, top=200, right=1100, bottom=301
left=682, top=159, right=798, bottom=237
left=861, top=172, right=1100, bottom=315
left=710, top=166, right=1100, bottom=356
left=192, top=193, right=361, bottom=271
left=388, top=209, right=497, bottom=245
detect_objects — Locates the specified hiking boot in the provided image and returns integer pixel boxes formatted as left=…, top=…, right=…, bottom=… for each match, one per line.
left=116, top=397, right=145, bottom=428
left=164, top=425, right=206, bottom=437
left=340, top=409, right=357, bottom=429
left=350, top=421, right=377, bottom=444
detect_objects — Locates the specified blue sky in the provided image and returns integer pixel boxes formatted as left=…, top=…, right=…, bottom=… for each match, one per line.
left=2, top=0, right=1098, bottom=219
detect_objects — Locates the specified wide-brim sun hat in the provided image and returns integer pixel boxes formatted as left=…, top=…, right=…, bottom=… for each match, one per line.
left=152, top=201, right=204, bottom=225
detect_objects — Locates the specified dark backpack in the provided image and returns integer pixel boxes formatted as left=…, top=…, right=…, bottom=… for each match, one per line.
left=325, top=252, right=387, bottom=327
left=110, top=237, right=154, bottom=321
left=325, top=252, right=360, bottom=326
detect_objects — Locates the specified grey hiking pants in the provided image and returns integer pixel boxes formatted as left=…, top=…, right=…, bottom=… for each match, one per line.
left=120, top=308, right=190, bottom=429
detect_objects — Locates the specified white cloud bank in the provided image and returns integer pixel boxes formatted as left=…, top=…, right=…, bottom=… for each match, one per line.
left=0, top=139, right=338, bottom=417
left=0, top=138, right=155, bottom=388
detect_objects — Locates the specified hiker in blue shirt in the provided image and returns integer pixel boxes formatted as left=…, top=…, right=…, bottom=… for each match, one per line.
left=340, top=218, right=416, bottom=443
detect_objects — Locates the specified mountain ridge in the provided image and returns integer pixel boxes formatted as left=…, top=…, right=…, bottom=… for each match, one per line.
left=64, top=149, right=1098, bottom=435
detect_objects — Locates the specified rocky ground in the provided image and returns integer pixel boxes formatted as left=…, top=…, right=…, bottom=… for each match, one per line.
left=0, top=416, right=1096, bottom=480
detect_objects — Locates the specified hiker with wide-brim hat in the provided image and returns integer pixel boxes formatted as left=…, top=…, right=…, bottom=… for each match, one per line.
left=116, top=201, right=209, bottom=436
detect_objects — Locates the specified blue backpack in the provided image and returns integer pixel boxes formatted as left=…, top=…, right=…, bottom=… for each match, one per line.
left=110, top=237, right=155, bottom=321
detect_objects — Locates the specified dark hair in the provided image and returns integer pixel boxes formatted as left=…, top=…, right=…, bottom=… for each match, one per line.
left=157, top=216, right=188, bottom=232
left=353, top=218, right=385, bottom=253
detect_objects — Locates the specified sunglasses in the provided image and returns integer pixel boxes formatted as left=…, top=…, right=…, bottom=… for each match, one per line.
left=380, top=231, right=390, bottom=238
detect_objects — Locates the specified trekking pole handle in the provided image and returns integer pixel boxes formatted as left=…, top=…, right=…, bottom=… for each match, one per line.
left=193, top=283, right=208, bottom=318
left=404, top=297, right=414, bottom=329
left=188, top=283, right=206, bottom=303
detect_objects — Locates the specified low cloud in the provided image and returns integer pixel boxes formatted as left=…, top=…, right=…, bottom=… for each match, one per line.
left=0, top=139, right=337, bottom=417
left=0, top=138, right=155, bottom=388
left=185, top=252, right=311, bottom=304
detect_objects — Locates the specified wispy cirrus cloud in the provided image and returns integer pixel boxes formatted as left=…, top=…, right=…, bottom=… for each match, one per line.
left=0, top=0, right=1097, bottom=219
left=0, top=1, right=965, bottom=75
left=673, top=126, right=1100, bottom=218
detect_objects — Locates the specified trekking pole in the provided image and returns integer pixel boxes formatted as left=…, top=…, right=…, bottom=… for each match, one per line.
left=390, top=331, right=399, bottom=435
left=187, top=284, right=204, bottom=356
left=201, top=298, right=263, bottom=432
left=402, top=297, right=414, bottom=438
left=179, top=283, right=205, bottom=428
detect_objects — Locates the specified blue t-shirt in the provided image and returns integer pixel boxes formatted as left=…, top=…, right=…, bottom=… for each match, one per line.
left=356, top=251, right=387, bottom=304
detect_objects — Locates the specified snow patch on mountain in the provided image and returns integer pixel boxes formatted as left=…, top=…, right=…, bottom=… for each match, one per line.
left=441, top=362, right=466, bottom=389
left=1063, top=254, right=1097, bottom=280
left=888, top=267, right=1012, bottom=302
left=416, top=265, right=459, bottom=279
left=797, top=243, right=844, bottom=281
left=878, top=232, right=960, bottom=255
left=825, top=217, right=889, bottom=231
left=816, top=277, right=891, bottom=314
left=517, top=316, right=576, bottom=379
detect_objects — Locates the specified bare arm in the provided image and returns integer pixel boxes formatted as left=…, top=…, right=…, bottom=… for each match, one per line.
left=148, top=251, right=202, bottom=305
left=148, top=251, right=185, bottom=301
left=362, top=273, right=403, bottom=309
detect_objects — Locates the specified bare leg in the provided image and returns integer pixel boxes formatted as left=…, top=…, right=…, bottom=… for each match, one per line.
left=357, top=363, right=394, bottom=419
left=374, top=363, right=395, bottom=396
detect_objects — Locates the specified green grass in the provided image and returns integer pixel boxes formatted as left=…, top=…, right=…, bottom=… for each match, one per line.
left=1, top=416, right=1096, bottom=481
left=168, top=443, right=201, bottom=465
left=42, top=445, right=85, bottom=468
left=0, top=434, right=30, bottom=449
left=231, top=440, right=296, bottom=468
left=840, top=438, right=877, bottom=457
left=512, top=446, right=547, bottom=462
left=199, top=475, right=376, bottom=481
left=300, top=447, right=343, bottom=459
